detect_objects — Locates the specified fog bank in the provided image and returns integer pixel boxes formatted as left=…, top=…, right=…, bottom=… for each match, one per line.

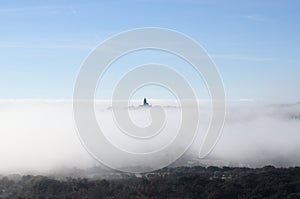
left=0, top=100, right=300, bottom=175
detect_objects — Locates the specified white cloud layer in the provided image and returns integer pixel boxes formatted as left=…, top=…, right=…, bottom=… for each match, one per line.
left=0, top=100, right=299, bottom=174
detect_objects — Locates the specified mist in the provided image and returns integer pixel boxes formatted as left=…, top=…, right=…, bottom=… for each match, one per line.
left=206, top=101, right=300, bottom=167
left=0, top=99, right=300, bottom=175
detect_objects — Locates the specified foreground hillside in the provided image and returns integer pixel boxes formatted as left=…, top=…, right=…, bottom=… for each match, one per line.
left=1, top=166, right=300, bottom=199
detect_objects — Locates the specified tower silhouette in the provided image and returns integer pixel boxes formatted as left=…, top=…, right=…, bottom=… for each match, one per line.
left=143, top=98, right=149, bottom=106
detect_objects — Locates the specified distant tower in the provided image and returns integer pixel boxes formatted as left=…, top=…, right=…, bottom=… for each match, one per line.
left=143, top=98, right=149, bottom=106
left=139, top=98, right=151, bottom=108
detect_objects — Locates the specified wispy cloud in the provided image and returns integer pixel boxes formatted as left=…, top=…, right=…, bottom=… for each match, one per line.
left=211, top=53, right=274, bottom=62
left=0, top=42, right=93, bottom=50
left=244, top=14, right=270, bottom=23
left=212, top=53, right=300, bottom=65
left=0, top=5, right=78, bottom=16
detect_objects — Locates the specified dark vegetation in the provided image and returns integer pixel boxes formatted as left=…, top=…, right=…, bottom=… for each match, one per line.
left=1, top=166, right=300, bottom=198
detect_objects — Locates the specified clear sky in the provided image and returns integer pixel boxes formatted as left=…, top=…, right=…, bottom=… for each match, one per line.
left=0, top=0, right=299, bottom=101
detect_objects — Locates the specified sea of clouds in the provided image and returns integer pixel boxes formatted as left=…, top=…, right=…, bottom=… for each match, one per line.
left=0, top=99, right=300, bottom=175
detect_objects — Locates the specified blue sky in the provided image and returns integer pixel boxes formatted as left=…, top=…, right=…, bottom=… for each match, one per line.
left=0, top=0, right=299, bottom=101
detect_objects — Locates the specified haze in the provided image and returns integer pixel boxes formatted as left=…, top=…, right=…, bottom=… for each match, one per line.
left=0, top=100, right=299, bottom=175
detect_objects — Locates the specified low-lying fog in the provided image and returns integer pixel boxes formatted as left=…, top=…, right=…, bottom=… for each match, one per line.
left=0, top=99, right=300, bottom=175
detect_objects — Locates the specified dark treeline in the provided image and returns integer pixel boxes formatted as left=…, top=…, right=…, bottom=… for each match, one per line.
left=1, top=166, right=300, bottom=199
